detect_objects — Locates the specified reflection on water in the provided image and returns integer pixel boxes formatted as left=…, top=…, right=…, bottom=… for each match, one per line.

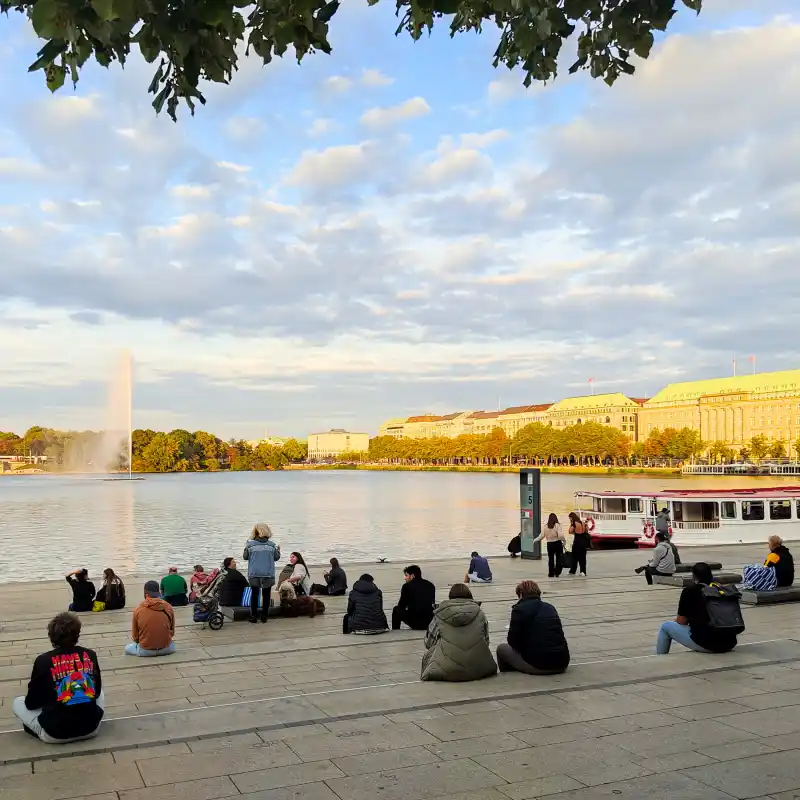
left=1, top=470, right=797, bottom=583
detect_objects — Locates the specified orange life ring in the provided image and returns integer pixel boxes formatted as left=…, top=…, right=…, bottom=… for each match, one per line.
left=584, top=517, right=595, bottom=533
left=643, top=522, right=655, bottom=539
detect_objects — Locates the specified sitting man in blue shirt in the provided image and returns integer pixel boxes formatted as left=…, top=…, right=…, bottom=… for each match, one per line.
left=465, top=551, right=492, bottom=584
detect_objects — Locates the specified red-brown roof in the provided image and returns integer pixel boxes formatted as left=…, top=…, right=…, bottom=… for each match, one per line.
left=439, top=413, right=463, bottom=420
left=469, top=411, right=501, bottom=419
left=501, top=403, right=552, bottom=414
left=406, top=415, right=442, bottom=423
left=630, top=397, right=649, bottom=406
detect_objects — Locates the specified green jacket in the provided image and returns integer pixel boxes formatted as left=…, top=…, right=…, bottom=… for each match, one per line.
left=420, top=598, right=497, bottom=682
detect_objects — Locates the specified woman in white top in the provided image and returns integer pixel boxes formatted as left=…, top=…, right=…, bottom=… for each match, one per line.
left=285, top=552, right=312, bottom=596
left=535, top=513, right=567, bottom=578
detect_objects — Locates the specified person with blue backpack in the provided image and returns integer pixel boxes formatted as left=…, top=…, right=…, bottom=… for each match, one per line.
left=243, top=523, right=281, bottom=624
left=656, top=562, right=744, bottom=655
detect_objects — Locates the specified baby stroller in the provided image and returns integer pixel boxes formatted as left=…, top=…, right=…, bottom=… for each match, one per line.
left=193, top=565, right=226, bottom=631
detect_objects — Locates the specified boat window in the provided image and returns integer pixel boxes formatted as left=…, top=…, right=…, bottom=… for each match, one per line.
left=601, top=497, right=626, bottom=513
left=742, top=501, right=765, bottom=521
left=627, top=498, right=642, bottom=514
left=721, top=501, right=737, bottom=520
left=770, top=500, right=792, bottom=521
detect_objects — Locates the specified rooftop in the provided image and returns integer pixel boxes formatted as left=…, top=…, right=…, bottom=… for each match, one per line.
left=646, top=369, right=800, bottom=405
left=549, top=392, right=641, bottom=412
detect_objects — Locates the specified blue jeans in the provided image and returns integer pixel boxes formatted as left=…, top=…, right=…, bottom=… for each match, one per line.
left=125, top=642, right=175, bottom=657
left=656, top=621, right=710, bottom=655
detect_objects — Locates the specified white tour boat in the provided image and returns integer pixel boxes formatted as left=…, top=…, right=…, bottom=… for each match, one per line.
left=573, top=486, right=800, bottom=548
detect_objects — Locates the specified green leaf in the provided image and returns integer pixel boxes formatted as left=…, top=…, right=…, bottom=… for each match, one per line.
left=317, top=0, right=339, bottom=23
left=30, top=0, right=64, bottom=39
left=27, top=38, right=68, bottom=71
left=152, top=85, right=168, bottom=113
left=90, top=0, right=117, bottom=22
left=632, top=30, right=654, bottom=59
left=45, top=62, right=66, bottom=91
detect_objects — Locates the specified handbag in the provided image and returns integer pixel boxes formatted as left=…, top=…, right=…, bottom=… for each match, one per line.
left=92, top=601, right=106, bottom=613
left=561, top=551, right=574, bottom=570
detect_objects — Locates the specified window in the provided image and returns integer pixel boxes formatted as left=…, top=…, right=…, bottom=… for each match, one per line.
left=627, top=498, right=643, bottom=513
left=605, top=416, right=611, bottom=423
left=721, top=501, right=737, bottom=520
left=742, top=501, right=764, bottom=521
left=770, top=500, right=792, bottom=521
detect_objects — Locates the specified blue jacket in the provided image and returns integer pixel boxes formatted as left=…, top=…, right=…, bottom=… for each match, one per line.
left=243, top=538, right=280, bottom=580
left=469, top=556, right=492, bottom=581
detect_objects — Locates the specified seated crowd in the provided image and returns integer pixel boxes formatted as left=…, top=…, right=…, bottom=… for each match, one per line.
left=25, top=531, right=781, bottom=747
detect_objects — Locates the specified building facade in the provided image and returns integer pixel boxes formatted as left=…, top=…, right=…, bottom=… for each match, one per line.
left=545, top=393, right=644, bottom=439
left=639, top=370, right=800, bottom=449
left=307, top=429, right=370, bottom=459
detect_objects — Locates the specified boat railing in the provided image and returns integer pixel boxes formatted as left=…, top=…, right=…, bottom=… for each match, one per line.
left=672, top=520, right=721, bottom=530
left=579, top=511, right=627, bottom=521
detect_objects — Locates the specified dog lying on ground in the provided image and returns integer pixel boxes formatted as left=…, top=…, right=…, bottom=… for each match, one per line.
left=278, top=582, right=325, bottom=617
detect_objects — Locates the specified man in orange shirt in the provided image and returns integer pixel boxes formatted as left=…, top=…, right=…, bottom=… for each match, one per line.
left=125, top=581, right=176, bottom=657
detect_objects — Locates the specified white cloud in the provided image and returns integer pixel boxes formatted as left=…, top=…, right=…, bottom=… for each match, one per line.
left=215, top=161, right=251, bottom=173
left=459, top=130, right=509, bottom=149
left=324, top=75, right=353, bottom=92
left=360, top=68, right=393, bottom=87
left=285, top=141, right=377, bottom=188
left=308, top=118, right=336, bottom=137
left=360, top=97, right=431, bottom=128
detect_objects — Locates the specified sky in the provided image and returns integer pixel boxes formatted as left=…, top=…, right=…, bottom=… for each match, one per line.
left=0, top=0, right=798, bottom=440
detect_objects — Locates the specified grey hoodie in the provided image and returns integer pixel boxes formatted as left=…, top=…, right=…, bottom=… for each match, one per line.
left=421, top=598, right=497, bottom=682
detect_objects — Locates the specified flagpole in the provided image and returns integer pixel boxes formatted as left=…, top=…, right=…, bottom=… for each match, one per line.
left=752, top=355, right=756, bottom=375
left=732, top=358, right=736, bottom=377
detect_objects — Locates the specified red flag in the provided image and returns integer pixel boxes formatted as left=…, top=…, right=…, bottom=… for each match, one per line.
left=749, top=355, right=755, bottom=362
left=588, top=376, right=594, bottom=383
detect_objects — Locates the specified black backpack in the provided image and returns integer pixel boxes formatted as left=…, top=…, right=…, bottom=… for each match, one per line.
left=701, top=583, right=745, bottom=635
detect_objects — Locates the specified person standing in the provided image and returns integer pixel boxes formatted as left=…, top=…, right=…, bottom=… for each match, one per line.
left=160, top=568, right=188, bottom=607
left=65, top=569, right=95, bottom=612
left=464, top=552, right=492, bottom=584
left=243, top=523, right=280, bottom=623
left=392, top=565, right=436, bottom=630
left=13, top=613, right=104, bottom=744
left=567, top=512, right=589, bottom=576
left=125, top=581, right=176, bottom=657
left=635, top=532, right=676, bottom=585
left=535, top=513, right=566, bottom=578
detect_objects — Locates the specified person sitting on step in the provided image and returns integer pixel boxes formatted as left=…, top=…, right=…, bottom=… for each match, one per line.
left=125, top=581, right=176, bottom=657
left=392, top=565, right=436, bottom=630
left=464, top=551, right=493, bottom=584
left=496, top=580, right=570, bottom=675
left=343, top=574, right=389, bottom=634
left=13, top=612, right=105, bottom=744
left=635, top=531, right=676, bottom=585
left=160, top=567, right=188, bottom=607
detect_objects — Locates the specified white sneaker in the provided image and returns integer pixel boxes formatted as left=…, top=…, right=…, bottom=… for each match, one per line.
left=579, top=572, right=586, bottom=577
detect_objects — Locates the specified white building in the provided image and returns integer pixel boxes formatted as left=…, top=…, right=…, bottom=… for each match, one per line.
left=307, top=429, right=370, bottom=460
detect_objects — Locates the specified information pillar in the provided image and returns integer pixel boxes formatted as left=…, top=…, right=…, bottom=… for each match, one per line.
left=519, top=468, right=542, bottom=560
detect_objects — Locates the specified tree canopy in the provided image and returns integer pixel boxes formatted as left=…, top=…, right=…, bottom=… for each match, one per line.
left=5, top=0, right=702, bottom=120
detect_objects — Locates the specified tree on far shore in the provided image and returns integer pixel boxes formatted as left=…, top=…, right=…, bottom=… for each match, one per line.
left=7, top=0, right=703, bottom=120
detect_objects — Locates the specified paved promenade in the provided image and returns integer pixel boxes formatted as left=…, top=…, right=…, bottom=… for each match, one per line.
left=1, top=544, right=800, bottom=799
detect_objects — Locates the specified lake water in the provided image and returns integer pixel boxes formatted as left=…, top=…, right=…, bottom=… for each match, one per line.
left=1, top=470, right=795, bottom=583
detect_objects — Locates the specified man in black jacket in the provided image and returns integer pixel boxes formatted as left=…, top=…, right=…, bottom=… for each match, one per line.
left=13, top=612, right=104, bottom=743
left=218, top=557, right=250, bottom=607
left=496, top=580, right=570, bottom=675
left=392, top=565, right=436, bottom=630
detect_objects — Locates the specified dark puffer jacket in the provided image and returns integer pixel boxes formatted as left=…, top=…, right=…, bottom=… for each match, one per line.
left=768, top=545, right=795, bottom=587
left=346, top=579, right=388, bottom=632
left=507, top=596, right=570, bottom=671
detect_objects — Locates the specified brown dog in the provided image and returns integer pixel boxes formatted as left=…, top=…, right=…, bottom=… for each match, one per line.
left=279, top=595, right=325, bottom=618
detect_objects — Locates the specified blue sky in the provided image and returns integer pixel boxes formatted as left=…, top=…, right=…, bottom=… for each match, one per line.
left=0, top=0, right=798, bottom=439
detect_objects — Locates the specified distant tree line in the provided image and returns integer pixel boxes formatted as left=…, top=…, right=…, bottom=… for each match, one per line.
left=0, top=427, right=308, bottom=473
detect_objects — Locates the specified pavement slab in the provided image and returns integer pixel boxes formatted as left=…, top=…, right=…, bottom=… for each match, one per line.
left=1, top=546, right=800, bottom=800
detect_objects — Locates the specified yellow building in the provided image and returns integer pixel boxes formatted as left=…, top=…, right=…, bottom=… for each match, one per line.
left=639, top=369, right=800, bottom=449
left=307, top=429, right=370, bottom=459
left=545, top=393, right=643, bottom=438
